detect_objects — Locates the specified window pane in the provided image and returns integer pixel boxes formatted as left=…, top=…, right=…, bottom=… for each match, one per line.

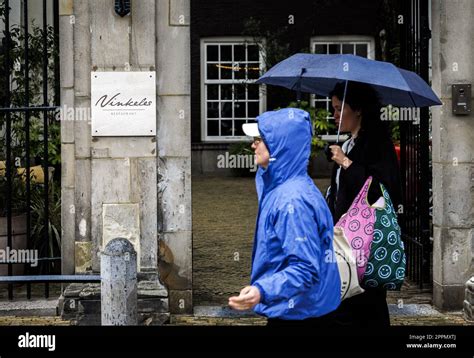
left=342, top=44, right=354, bottom=54
left=234, top=102, right=246, bottom=118
left=221, top=102, right=232, bottom=118
left=248, top=85, right=259, bottom=100
left=234, top=45, right=245, bottom=61
left=247, top=102, right=259, bottom=118
left=220, top=45, right=232, bottom=61
left=207, top=84, right=219, bottom=100
left=221, top=120, right=233, bottom=136
left=247, top=45, right=259, bottom=61
left=329, top=44, right=340, bottom=54
left=234, top=120, right=247, bottom=136
left=356, top=44, right=368, bottom=57
left=247, top=64, right=260, bottom=79
left=314, top=99, right=329, bottom=110
left=207, top=45, right=218, bottom=61
left=207, top=120, right=219, bottom=136
left=314, top=44, right=327, bottom=54
left=221, top=84, right=233, bottom=100
left=207, top=102, right=219, bottom=118
left=235, top=84, right=246, bottom=100
left=234, top=63, right=246, bottom=80
left=220, top=63, right=232, bottom=79
left=207, top=64, right=218, bottom=80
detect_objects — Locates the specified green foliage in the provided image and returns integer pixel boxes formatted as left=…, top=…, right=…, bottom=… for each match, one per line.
left=0, top=1, right=61, bottom=263
left=0, top=167, right=26, bottom=216
left=0, top=4, right=59, bottom=166
left=285, top=101, right=334, bottom=157
left=229, top=141, right=253, bottom=156
left=30, top=180, right=61, bottom=271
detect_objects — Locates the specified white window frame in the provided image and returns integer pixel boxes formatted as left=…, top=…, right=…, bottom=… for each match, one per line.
left=200, top=37, right=267, bottom=142
left=310, top=35, right=375, bottom=142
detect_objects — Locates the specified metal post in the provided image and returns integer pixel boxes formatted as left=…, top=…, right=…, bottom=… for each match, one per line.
left=101, top=238, right=138, bottom=326
left=42, top=0, right=50, bottom=299
left=4, top=0, right=13, bottom=301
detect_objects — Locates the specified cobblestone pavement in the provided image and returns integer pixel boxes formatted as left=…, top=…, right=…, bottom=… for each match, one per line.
left=0, top=310, right=469, bottom=326
left=0, top=316, right=71, bottom=326
left=169, top=313, right=470, bottom=326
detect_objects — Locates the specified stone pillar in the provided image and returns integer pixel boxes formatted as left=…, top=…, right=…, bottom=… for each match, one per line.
left=60, top=0, right=161, bottom=275
left=59, top=0, right=75, bottom=275
left=156, top=0, right=193, bottom=314
left=59, top=0, right=170, bottom=323
left=431, top=0, right=474, bottom=310
left=464, top=277, right=474, bottom=322
left=101, top=238, right=137, bottom=326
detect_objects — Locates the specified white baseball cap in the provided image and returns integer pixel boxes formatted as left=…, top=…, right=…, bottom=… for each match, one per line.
left=242, top=123, right=260, bottom=137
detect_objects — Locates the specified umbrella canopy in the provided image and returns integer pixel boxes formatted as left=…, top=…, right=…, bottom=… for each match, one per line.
left=255, top=53, right=442, bottom=107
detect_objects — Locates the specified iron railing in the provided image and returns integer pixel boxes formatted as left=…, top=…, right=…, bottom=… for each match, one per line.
left=1, top=0, right=60, bottom=299
left=399, top=0, right=432, bottom=288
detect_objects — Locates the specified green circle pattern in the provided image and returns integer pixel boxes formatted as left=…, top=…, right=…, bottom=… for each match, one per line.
left=362, top=185, right=406, bottom=290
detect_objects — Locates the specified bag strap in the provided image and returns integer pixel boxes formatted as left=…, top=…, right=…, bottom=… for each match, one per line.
left=353, top=176, right=373, bottom=206
left=379, top=183, right=395, bottom=209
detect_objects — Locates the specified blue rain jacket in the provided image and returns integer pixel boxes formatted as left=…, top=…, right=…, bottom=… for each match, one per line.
left=251, top=108, right=341, bottom=319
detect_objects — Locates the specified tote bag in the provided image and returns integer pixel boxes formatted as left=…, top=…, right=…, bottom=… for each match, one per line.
left=332, top=227, right=365, bottom=300
left=335, top=177, right=377, bottom=282
left=361, top=184, right=406, bottom=290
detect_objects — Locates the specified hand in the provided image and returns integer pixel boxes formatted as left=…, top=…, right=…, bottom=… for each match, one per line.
left=329, top=145, right=352, bottom=169
left=228, top=286, right=261, bottom=311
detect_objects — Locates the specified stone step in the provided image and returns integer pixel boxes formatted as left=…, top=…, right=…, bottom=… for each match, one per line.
left=0, top=299, right=59, bottom=317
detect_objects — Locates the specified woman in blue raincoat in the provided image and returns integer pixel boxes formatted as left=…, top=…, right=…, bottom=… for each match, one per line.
left=228, top=108, right=341, bottom=326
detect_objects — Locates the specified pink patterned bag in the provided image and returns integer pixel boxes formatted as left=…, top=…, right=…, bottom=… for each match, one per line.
left=335, top=177, right=376, bottom=281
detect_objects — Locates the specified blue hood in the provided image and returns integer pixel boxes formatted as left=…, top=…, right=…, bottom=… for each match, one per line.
left=250, top=108, right=341, bottom=320
left=257, top=108, right=312, bottom=195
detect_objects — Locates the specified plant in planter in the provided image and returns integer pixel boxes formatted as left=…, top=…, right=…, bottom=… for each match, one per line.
left=0, top=166, right=28, bottom=276
left=29, top=180, right=61, bottom=274
left=0, top=164, right=61, bottom=275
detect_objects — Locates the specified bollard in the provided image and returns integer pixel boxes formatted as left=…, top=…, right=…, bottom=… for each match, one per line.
left=101, top=238, right=137, bottom=325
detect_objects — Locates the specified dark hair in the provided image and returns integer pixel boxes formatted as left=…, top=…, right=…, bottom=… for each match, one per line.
left=329, top=81, right=389, bottom=138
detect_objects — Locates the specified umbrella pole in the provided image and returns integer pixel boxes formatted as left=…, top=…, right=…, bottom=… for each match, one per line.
left=336, top=80, right=349, bottom=143
left=296, top=67, right=306, bottom=107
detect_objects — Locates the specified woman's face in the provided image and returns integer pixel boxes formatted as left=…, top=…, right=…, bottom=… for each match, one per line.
left=331, top=96, right=362, bottom=134
left=251, top=138, right=270, bottom=168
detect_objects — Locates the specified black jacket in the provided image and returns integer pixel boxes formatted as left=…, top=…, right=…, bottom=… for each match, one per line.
left=326, top=129, right=402, bottom=327
left=326, top=130, right=402, bottom=224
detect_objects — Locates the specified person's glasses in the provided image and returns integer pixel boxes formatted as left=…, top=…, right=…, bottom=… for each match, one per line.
left=252, top=137, right=262, bottom=145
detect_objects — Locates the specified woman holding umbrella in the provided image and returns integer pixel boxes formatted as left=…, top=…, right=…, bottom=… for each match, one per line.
left=326, top=81, right=402, bottom=327
left=255, top=53, right=442, bottom=327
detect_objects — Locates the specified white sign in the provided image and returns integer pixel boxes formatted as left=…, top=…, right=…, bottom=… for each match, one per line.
left=91, top=72, right=156, bottom=136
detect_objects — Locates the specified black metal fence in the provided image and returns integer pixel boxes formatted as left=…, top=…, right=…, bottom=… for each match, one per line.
left=0, top=0, right=60, bottom=299
left=399, top=0, right=432, bottom=288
